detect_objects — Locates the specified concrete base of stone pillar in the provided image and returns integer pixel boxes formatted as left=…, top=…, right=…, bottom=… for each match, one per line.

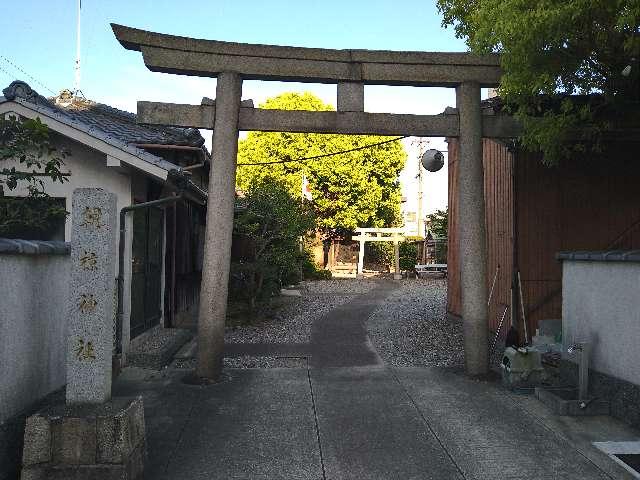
left=21, top=397, right=145, bottom=480
left=393, top=273, right=403, bottom=280
left=356, top=273, right=365, bottom=279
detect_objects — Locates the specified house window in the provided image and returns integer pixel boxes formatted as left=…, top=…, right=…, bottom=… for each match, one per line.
left=0, top=196, right=67, bottom=241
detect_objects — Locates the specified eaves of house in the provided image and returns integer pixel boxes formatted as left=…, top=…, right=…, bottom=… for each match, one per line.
left=0, top=81, right=207, bottom=204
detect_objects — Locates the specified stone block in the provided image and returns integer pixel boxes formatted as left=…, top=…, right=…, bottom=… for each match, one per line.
left=127, top=398, right=145, bottom=447
left=96, top=416, right=126, bottom=464
left=51, top=417, right=97, bottom=465
left=19, top=466, right=47, bottom=480
left=337, top=82, right=364, bottom=112
left=22, top=415, right=51, bottom=466
left=125, top=441, right=146, bottom=480
left=47, top=465, right=127, bottom=480
left=535, top=387, right=611, bottom=416
left=96, top=397, right=144, bottom=463
left=22, top=397, right=145, bottom=479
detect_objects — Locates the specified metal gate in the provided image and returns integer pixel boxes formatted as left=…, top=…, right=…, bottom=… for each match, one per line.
left=130, top=207, right=163, bottom=338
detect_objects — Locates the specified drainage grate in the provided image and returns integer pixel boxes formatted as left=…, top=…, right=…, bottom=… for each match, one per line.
left=614, top=454, right=640, bottom=475
left=594, top=441, right=640, bottom=479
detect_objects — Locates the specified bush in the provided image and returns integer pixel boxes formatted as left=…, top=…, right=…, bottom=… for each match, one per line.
left=366, top=242, right=394, bottom=268
left=300, top=249, right=332, bottom=280
left=399, top=241, right=418, bottom=271
left=229, top=178, right=315, bottom=310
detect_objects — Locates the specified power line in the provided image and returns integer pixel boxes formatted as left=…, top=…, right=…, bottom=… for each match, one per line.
left=237, top=135, right=409, bottom=167
left=0, top=55, right=56, bottom=95
left=0, top=64, right=17, bottom=82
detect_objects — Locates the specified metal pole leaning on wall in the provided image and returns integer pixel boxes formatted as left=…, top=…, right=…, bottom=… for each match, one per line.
left=456, top=81, right=489, bottom=376
left=196, top=71, right=242, bottom=381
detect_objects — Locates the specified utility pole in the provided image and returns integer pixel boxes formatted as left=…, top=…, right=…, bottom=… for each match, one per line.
left=411, top=137, right=430, bottom=238
left=74, top=0, right=81, bottom=95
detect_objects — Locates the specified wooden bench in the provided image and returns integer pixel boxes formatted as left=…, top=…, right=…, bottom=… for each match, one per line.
left=414, top=263, right=447, bottom=278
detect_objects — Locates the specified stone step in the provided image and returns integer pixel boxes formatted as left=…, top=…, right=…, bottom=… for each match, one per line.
left=127, top=327, right=193, bottom=369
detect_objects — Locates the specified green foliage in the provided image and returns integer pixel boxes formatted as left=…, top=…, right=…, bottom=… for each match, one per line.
left=427, top=208, right=448, bottom=239
left=366, top=242, right=394, bottom=268
left=399, top=241, right=418, bottom=271
left=301, top=251, right=333, bottom=280
left=0, top=196, right=67, bottom=239
left=427, top=208, right=448, bottom=264
left=236, top=92, right=407, bottom=238
left=312, top=269, right=333, bottom=280
left=230, top=177, right=315, bottom=310
left=437, top=0, right=640, bottom=164
left=0, top=116, right=69, bottom=237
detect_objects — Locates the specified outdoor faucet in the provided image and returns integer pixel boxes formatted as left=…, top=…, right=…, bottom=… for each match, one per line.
left=567, top=343, right=583, bottom=354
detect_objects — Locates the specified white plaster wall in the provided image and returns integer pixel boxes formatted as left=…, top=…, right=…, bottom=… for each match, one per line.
left=2, top=134, right=141, bottom=359
left=562, top=261, right=640, bottom=386
left=2, top=134, right=132, bottom=242
left=0, top=254, right=70, bottom=422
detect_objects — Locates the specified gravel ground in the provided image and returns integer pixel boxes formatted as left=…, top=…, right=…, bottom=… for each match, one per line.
left=224, top=356, right=308, bottom=369
left=224, top=278, right=378, bottom=346
left=171, top=356, right=308, bottom=369
left=367, top=278, right=465, bottom=368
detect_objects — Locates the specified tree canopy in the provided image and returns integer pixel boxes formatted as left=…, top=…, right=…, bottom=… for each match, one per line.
left=437, top=0, right=640, bottom=163
left=236, top=92, right=407, bottom=238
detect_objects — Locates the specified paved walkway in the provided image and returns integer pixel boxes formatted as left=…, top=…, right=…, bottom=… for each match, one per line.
left=113, top=280, right=638, bottom=479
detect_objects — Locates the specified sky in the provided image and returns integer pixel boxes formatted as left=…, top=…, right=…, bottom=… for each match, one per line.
left=0, top=0, right=475, bottom=217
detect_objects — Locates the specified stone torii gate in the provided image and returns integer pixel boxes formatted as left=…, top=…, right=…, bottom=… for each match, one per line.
left=352, top=228, right=405, bottom=280
left=111, top=24, right=518, bottom=380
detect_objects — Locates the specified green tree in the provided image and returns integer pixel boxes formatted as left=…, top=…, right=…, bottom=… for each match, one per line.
left=427, top=208, right=448, bottom=239
left=0, top=116, right=69, bottom=238
left=230, top=177, right=315, bottom=310
left=437, top=0, right=640, bottom=164
left=236, top=92, right=407, bottom=238
left=427, top=208, right=448, bottom=264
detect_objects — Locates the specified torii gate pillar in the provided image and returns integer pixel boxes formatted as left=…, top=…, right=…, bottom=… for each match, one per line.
left=393, top=240, right=402, bottom=280
left=356, top=239, right=365, bottom=278
left=197, top=72, right=242, bottom=380
left=456, top=82, right=489, bottom=376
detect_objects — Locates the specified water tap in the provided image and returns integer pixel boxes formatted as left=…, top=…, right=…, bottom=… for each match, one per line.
left=567, top=343, right=584, bottom=354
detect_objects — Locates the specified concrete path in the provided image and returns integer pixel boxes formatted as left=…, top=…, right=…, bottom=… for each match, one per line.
left=113, top=280, right=637, bottom=479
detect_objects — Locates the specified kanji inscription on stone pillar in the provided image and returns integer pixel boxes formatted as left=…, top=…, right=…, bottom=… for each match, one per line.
left=66, top=188, right=117, bottom=404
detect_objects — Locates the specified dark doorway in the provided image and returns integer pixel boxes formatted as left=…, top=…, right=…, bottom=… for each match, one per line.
left=130, top=207, right=164, bottom=338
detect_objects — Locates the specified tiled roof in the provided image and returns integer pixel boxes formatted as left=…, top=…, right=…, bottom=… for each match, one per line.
left=1, top=80, right=206, bottom=152
left=0, top=238, right=70, bottom=255
left=57, top=97, right=205, bottom=147
left=0, top=81, right=183, bottom=174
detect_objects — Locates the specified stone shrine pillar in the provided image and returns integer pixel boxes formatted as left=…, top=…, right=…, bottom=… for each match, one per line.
left=456, top=82, right=489, bottom=376
left=66, top=188, right=117, bottom=404
left=21, top=188, right=146, bottom=480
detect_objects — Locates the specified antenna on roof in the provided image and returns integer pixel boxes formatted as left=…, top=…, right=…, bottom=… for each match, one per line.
left=73, top=0, right=82, bottom=95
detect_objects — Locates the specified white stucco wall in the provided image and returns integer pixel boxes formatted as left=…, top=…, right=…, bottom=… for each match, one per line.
left=1, top=134, right=147, bottom=358
left=562, top=260, right=640, bottom=386
left=3, top=134, right=132, bottom=242
left=0, top=253, right=70, bottom=422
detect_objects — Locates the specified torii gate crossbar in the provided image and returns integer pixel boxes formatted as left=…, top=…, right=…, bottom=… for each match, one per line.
left=112, top=23, right=509, bottom=380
